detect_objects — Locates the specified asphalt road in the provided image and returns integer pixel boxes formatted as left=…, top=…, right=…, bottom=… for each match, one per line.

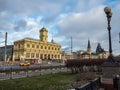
left=0, top=63, right=68, bottom=80
left=0, top=62, right=64, bottom=70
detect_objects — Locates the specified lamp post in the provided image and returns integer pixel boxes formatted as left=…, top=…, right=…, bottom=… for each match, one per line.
left=104, top=7, right=115, bottom=62
left=103, top=7, right=119, bottom=79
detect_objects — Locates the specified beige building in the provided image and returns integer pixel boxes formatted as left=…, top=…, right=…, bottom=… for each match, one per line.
left=62, top=51, right=72, bottom=60
left=72, top=40, right=109, bottom=60
left=13, top=27, right=61, bottom=61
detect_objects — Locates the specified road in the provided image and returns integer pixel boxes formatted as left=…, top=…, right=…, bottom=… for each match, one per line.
left=0, top=62, right=64, bottom=70
left=0, top=62, right=68, bottom=80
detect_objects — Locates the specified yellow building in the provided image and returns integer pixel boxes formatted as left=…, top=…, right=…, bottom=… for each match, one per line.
left=13, top=27, right=61, bottom=61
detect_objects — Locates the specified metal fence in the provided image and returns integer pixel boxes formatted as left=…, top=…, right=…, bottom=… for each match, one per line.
left=0, top=64, right=69, bottom=80
left=75, top=77, right=101, bottom=90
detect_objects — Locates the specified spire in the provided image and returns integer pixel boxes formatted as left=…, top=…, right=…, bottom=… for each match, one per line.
left=87, top=39, right=92, bottom=54
left=87, top=39, right=91, bottom=49
left=96, top=43, right=105, bottom=54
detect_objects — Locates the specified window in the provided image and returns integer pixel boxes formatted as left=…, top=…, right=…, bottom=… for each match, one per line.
left=26, top=53, right=30, bottom=58
left=40, top=54, right=43, bottom=59
left=52, top=47, right=54, bottom=50
left=31, top=53, right=34, bottom=58
left=45, top=46, right=47, bottom=49
left=44, top=54, right=47, bottom=59
left=27, top=44, right=30, bottom=48
left=36, top=45, right=39, bottom=48
left=32, top=44, right=35, bottom=48
left=55, top=55, right=57, bottom=58
left=18, top=44, right=20, bottom=48
left=41, top=46, right=43, bottom=49
left=36, top=53, right=39, bottom=58
left=21, top=44, right=24, bottom=48
left=48, top=54, right=50, bottom=59
left=48, top=47, right=50, bottom=50
left=52, top=55, right=53, bottom=58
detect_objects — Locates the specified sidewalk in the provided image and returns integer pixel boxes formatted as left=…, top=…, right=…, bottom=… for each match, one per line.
left=101, top=78, right=115, bottom=90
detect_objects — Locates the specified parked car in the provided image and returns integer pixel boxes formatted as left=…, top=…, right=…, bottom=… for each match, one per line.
left=19, top=61, right=30, bottom=66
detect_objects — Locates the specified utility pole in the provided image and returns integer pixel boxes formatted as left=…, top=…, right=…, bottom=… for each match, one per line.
left=119, top=32, right=120, bottom=43
left=71, top=37, right=73, bottom=59
left=4, top=32, right=7, bottom=68
left=71, top=37, right=72, bottom=53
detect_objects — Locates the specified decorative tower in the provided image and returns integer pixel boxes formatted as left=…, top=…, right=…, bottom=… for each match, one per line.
left=39, top=27, right=48, bottom=42
left=87, top=39, right=92, bottom=54
left=51, top=39, right=54, bottom=43
left=96, top=43, right=105, bottom=54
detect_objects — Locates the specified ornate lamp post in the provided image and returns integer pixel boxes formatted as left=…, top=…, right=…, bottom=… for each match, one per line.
left=102, top=7, right=119, bottom=79
left=104, top=7, right=116, bottom=62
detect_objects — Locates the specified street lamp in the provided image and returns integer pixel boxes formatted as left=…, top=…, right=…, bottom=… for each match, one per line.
left=104, top=7, right=115, bottom=62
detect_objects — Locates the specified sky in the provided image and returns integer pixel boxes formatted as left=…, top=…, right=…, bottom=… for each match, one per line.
left=0, top=0, right=120, bottom=55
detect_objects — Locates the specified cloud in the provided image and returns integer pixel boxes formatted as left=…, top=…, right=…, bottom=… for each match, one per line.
left=56, top=6, right=106, bottom=47
left=0, top=0, right=120, bottom=55
left=0, top=32, right=4, bottom=38
left=8, top=16, right=43, bottom=44
left=41, top=14, right=58, bottom=24
left=55, top=4, right=120, bottom=54
left=0, top=11, right=14, bottom=31
left=14, top=19, right=27, bottom=31
left=0, top=0, right=64, bottom=31
left=0, top=0, right=62, bottom=15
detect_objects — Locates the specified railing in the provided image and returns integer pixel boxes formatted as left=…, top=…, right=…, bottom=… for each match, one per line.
left=75, top=77, right=101, bottom=90
left=0, top=64, right=69, bottom=80
left=113, top=75, right=120, bottom=90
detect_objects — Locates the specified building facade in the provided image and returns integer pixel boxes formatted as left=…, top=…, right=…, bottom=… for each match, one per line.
left=71, top=40, right=109, bottom=60
left=13, top=27, right=61, bottom=61
left=62, top=51, right=72, bottom=60
left=0, top=45, right=13, bottom=61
